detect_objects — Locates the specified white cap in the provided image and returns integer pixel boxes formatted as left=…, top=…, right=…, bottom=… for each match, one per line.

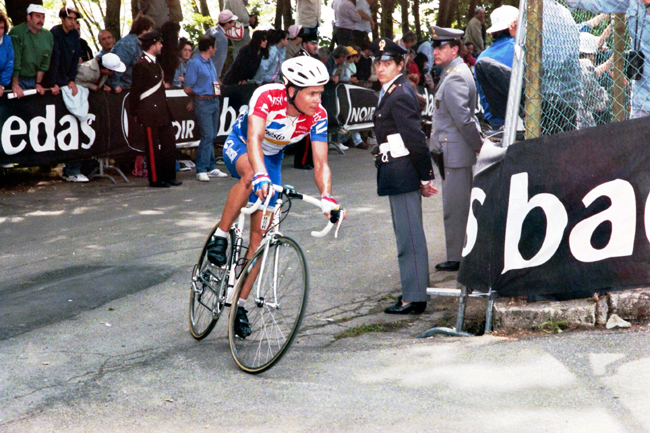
left=101, top=53, right=127, bottom=73
left=579, top=32, right=600, bottom=54
left=26, top=4, right=47, bottom=14
left=486, top=5, right=519, bottom=34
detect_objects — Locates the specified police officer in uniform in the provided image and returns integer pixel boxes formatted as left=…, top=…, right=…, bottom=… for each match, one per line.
left=431, top=27, right=482, bottom=271
left=370, top=38, right=438, bottom=315
left=130, top=31, right=181, bottom=187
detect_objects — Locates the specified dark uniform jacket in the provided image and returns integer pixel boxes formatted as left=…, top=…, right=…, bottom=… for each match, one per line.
left=373, top=74, right=434, bottom=196
left=129, top=54, right=173, bottom=127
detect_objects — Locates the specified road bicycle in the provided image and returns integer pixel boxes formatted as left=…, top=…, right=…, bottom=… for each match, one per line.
left=189, top=184, right=342, bottom=374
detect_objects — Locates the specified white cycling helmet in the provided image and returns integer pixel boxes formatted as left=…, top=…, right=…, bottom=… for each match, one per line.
left=281, top=56, right=330, bottom=88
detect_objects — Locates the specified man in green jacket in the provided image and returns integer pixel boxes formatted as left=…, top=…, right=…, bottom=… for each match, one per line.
left=9, top=4, right=53, bottom=99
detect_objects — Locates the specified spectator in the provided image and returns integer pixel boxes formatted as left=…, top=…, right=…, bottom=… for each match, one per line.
left=0, top=11, right=15, bottom=98
left=138, top=0, right=183, bottom=30
left=106, top=14, right=155, bottom=93
left=353, top=0, right=374, bottom=46
left=416, top=31, right=434, bottom=73
left=296, top=0, right=320, bottom=36
left=474, top=5, right=519, bottom=128
left=203, top=10, right=238, bottom=78
left=222, top=30, right=269, bottom=86
left=576, top=32, right=609, bottom=129
left=172, top=38, right=193, bottom=87
left=75, top=52, right=126, bottom=91
left=285, top=25, right=303, bottom=60
left=45, top=6, right=81, bottom=97
left=9, top=4, right=53, bottom=99
left=225, top=0, right=257, bottom=59
left=158, top=20, right=180, bottom=88
left=330, top=0, right=361, bottom=49
left=75, top=20, right=93, bottom=62
left=316, top=47, right=330, bottom=62
left=413, top=52, right=432, bottom=87
left=355, top=42, right=378, bottom=89
left=324, top=45, right=350, bottom=85
left=130, top=31, right=181, bottom=187
left=406, top=48, right=420, bottom=84
left=252, top=29, right=288, bottom=84
left=566, top=0, right=649, bottom=119
left=461, top=42, right=476, bottom=67
left=184, top=35, right=229, bottom=182
left=464, top=6, right=486, bottom=56
left=340, top=45, right=359, bottom=84
left=396, top=30, right=416, bottom=50
left=97, top=29, right=115, bottom=57
left=296, top=31, right=319, bottom=58
left=46, top=6, right=85, bottom=182
left=540, top=0, right=581, bottom=135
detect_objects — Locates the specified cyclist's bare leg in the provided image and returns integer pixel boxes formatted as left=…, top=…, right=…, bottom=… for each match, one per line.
left=217, top=154, right=255, bottom=233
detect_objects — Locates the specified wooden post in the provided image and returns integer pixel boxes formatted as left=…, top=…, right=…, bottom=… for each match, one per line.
left=612, top=13, right=627, bottom=122
left=525, top=0, right=543, bottom=139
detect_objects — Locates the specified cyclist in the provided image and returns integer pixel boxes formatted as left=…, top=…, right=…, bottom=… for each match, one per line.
left=207, top=56, right=346, bottom=338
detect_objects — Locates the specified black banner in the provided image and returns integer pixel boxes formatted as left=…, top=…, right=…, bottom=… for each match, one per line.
left=458, top=116, right=650, bottom=298
left=0, top=83, right=377, bottom=166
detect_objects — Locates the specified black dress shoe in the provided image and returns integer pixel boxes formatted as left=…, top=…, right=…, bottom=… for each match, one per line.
left=384, top=301, right=427, bottom=315
left=168, top=179, right=183, bottom=186
left=150, top=181, right=170, bottom=188
left=435, top=261, right=460, bottom=271
left=294, top=165, right=314, bottom=170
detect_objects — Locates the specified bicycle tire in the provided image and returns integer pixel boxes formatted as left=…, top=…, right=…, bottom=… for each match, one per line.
left=189, top=226, right=234, bottom=340
left=228, top=236, right=308, bottom=374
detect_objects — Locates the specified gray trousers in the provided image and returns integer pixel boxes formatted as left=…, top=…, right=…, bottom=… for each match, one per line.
left=389, top=190, right=430, bottom=303
left=442, top=167, right=473, bottom=262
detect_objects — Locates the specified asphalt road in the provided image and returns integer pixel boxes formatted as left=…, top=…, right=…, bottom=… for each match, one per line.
left=2, top=149, right=650, bottom=433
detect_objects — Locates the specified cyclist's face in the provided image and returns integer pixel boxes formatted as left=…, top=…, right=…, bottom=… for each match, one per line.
left=294, top=86, right=324, bottom=116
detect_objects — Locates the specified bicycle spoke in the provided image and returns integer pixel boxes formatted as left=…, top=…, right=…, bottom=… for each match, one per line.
left=229, top=237, right=309, bottom=374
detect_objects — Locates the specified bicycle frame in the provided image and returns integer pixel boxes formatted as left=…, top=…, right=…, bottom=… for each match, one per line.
left=227, top=185, right=341, bottom=308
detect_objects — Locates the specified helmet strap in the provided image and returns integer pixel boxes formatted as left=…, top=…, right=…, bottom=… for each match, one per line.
left=286, top=85, right=307, bottom=116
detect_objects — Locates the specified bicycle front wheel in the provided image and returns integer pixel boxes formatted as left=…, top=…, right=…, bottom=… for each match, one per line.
left=189, top=227, right=233, bottom=340
left=229, top=236, right=308, bottom=374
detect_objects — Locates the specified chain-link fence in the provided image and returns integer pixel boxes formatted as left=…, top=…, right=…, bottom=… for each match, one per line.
left=503, top=0, right=644, bottom=144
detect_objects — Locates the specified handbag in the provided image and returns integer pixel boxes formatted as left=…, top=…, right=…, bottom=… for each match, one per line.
left=225, top=21, right=244, bottom=41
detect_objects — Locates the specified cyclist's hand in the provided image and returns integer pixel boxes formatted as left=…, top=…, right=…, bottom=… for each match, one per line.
left=252, top=172, right=273, bottom=200
left=321, top=195, right=346, bottom=221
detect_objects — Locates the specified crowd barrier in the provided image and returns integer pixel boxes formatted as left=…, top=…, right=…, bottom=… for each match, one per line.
left=458, top=115, right=650, bottom=298
left=0, top=82, right=412, bottom=167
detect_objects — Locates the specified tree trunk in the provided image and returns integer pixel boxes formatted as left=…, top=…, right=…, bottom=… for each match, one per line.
left=399, top=0, right=409, bottom=36
left=198, top=0, right=210, bottom=29
left=413, top=0, right=421, bottom=40
left=437, top=0, right=458, bottom=27
left=106, top=0, right=122, bottom=40
left=5, top=0, right=37, bottom=26
left=436, top=0, right=449, bottom=27
left=380, top=0, right=396, bottom=39
left=371, top=0, right=380, bottom=42
left=132, top=0, right=139, bottom=20
left=468, top=0, right=479, bottom=22
left=283, top=0, right=293, bottom=28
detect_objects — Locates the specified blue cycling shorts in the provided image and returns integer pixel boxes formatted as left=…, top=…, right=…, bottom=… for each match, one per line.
left=223, top=132, right=284, bottom=207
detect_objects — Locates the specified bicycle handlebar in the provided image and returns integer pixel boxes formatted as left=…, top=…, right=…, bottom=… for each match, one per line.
left=240, top=184, right=342, bottom=238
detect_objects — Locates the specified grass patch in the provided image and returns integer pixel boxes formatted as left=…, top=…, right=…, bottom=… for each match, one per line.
left=334, top=321, right=411, bottom=340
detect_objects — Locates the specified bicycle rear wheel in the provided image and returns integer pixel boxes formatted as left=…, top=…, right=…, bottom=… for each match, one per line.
left=189, top=227, right=234, bottom=340
left=228, top=236, right=308, bottom=374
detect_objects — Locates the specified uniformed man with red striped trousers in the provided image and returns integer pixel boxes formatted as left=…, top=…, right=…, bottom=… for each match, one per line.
left=130, top=31, right=181, bottom=187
